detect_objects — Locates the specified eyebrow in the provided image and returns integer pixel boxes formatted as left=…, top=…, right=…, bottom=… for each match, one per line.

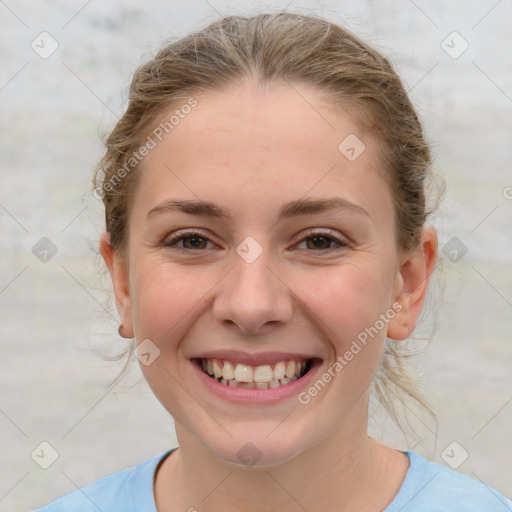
left=147, top=197, right=370, bottom=221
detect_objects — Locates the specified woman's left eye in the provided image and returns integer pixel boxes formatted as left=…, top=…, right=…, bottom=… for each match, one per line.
left=294, top=231, right=348, bottom=252
left=162, top=229, right=348, bottom=253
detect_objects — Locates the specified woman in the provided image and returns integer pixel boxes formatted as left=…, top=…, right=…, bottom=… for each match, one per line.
left=33, top=12, right=512, bottom=512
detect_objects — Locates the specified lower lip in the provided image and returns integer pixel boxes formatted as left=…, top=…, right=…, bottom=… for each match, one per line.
left=191, top=359, right=322, bottom=404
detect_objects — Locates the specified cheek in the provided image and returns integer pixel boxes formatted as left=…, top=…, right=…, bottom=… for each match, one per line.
left=292, top=259, right=397, bottom=397
left=297, top=261, right=395, bottom=343
left=130, top=259, right=196, bottom=342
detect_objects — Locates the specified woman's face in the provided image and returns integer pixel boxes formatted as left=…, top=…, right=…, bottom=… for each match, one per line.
left=104, top=80, right=430, bottom=467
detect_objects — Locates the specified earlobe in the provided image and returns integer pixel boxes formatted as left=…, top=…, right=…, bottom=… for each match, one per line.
left=387, top=227, right=438, bottom=341
left=99, top=232, right=134, bottom=338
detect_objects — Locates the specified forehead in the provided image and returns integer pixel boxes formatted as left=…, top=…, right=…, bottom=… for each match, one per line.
left=134, top=81, right=393, bottom=226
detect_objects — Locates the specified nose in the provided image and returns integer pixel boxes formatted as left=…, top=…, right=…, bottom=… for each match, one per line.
left=212, top=248, right=293, bottom=335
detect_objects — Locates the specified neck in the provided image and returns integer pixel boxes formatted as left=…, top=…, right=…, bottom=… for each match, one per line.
left=154, top=411, right=407, bottom=511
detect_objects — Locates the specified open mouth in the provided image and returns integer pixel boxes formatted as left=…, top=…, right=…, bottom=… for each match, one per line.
left=196, top=357, right=315, bottom=389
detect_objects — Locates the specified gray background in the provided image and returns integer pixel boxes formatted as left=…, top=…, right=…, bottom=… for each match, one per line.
left=1, top=0, right=511, bottom=510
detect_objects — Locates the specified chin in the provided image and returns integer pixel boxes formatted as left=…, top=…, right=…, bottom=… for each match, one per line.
left=196, top=424, right=310, bottom=469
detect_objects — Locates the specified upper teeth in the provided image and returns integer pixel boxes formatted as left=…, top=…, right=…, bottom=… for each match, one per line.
left=202, top=358, right=306, bottom=383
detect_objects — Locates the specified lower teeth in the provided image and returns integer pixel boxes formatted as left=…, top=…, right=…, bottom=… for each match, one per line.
left=213, top=376, right=298, bottom=389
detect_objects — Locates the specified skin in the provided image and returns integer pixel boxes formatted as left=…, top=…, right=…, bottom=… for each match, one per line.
left=101, top=79, right=437, bottom=511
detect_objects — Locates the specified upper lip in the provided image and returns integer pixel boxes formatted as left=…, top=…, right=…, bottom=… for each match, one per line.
left=190, top=350, right=319, bottom=366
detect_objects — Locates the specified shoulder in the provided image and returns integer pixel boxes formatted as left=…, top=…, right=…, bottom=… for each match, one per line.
left=30, top=450, right=172, bottom=512
left=386, top=451, right=512, bottom=511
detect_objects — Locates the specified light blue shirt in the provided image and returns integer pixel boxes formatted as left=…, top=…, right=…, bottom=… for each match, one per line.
left=31, top=449, right=512, bottom=511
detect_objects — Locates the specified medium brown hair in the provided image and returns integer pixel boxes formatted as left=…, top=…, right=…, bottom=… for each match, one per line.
left=94, top=12, right=440, bottom=432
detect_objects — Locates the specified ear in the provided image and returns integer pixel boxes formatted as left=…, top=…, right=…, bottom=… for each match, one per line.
left=100, top=232, right=134, bottom=338
left=387, top=226, right=438, bottom=341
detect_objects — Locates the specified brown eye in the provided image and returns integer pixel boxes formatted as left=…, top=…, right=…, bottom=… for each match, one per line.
left=295, top=230, right=349, bottom=252
left=163, top=230, right=214, bottom=250
left=306, top=235, right=333, bottom=250
left=182, top=235, right=208, bottom=249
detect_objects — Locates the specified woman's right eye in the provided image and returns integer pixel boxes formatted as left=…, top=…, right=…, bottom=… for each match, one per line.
left=163, top=230, right=215, bottom=250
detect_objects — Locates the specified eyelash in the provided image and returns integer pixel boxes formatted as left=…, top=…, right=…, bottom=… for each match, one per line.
left=162, top=228, right=350, bottom=253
